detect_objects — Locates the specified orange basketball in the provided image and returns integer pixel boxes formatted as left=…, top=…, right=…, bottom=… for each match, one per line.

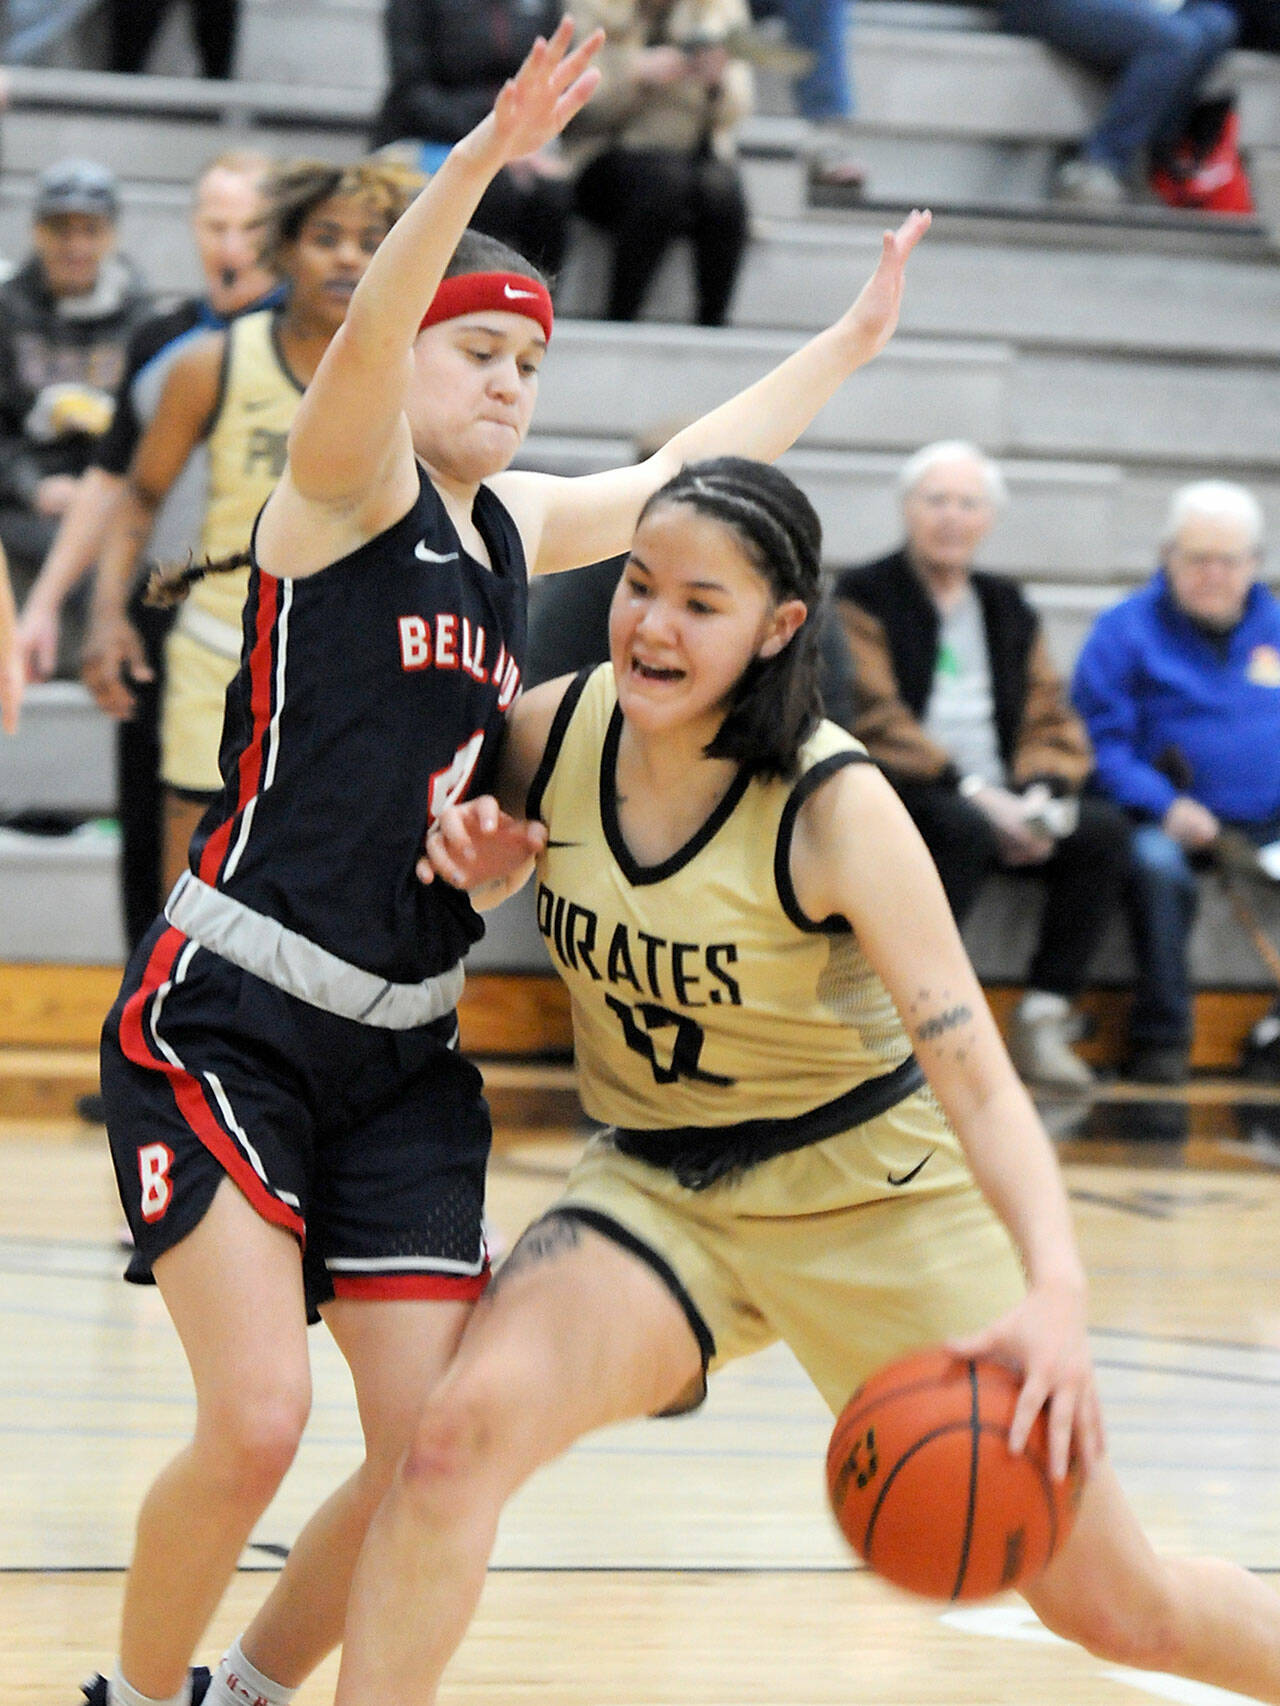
left=826, top=1347, right=1083, bottom=1601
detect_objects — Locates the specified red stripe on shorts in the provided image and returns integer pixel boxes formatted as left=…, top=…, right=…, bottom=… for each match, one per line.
left=117, top=925, right=305, bottom=1240
left=331, top=1270, right=490, bottom=1302
left=198, top=571, right=281, bottom=885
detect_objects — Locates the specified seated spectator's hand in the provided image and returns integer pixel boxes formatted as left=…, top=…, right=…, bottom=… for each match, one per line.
left=26, top=382, right=114, bottom=444
left=686, top=43, right=730, bottom=86
left=966, top=781, right=1055, bottom=866
left=634, top=45, right=690, bottom=86
left=417, top=794, right=548, bottom=909
left=511, top=143, right=571, bottom=180
left=81, top=612, right=153, bottom=721
left=33, top=475, right=80, bottom=519
left=15, top=599, right=59, bottom=683
left=1163, top=794, right=1219, bottom=851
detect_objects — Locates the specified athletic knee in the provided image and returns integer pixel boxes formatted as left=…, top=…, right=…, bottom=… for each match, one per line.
left=400, top=1384, right=507, bottom=1506
left=1035, top=1577, right=1182, bottom=1671
left=198, top=1382, right=311, bottom=1504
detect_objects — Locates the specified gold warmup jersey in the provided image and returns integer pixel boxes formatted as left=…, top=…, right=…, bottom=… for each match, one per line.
left=529, top=666, right=918, bottom=1134
left=192, top=307, right=302, bottom=635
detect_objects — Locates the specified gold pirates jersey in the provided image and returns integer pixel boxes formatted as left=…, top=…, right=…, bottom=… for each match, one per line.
left=529, top=665, right=919, bottom=1135
left=193, top=308, right=302, bottom=635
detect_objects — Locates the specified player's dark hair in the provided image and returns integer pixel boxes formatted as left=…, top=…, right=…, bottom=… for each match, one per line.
left=442, top=227, right=550, bottom=290
left=637, top=457, right=824, bottom=780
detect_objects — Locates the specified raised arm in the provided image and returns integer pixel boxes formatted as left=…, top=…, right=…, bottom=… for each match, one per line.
left=791, top=760, right=1100, bottom=1480
left=260, top=20, right=603, bottom=560
left=494, top=211, right=931, bottom=577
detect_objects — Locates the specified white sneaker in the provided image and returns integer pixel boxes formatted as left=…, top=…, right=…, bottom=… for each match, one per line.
left=1052, top=158, right=1128, bottom=206
left=1007, top=993, right=1094, bottom=1091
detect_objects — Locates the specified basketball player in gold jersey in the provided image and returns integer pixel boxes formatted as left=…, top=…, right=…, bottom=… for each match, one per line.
left=87, top=157, right=419, bottom=894
left=399, top=456, right=1280, bottom=1706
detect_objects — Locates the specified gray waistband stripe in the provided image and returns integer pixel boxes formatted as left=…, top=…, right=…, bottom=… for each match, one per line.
left=165, top=873, right=465, bottom=1029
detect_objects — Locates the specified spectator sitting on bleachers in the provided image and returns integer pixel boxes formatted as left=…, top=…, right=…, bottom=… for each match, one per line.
left=564, top=0, right=753, bottom=326
left=833, top=440, right=1131, bottom=1092
left=0, top=159, right=151, bottom=672
left=1072, top=480, right=1280, bottom=1085
left=751, top=0, right=866, bottom=191
left=370, top=0, right=575, bottom=278
left=106, top=0, right=240, bottom=77
left=998, top=0, right=1238, bottom=205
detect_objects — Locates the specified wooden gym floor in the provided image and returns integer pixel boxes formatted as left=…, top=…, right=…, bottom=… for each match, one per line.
left=2, top=1071, right=1279, bottom=1706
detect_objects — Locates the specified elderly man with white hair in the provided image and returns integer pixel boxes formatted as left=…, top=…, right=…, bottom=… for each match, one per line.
left=834, top=439, right=1131, bottom=1091
left=1073, top=479, right=1280, bottom=1084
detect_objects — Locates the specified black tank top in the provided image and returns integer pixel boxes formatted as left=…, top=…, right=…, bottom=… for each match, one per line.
left=189, top=468, right=527, bottom=982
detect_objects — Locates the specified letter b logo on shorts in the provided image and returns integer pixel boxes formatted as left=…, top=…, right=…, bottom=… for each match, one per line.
left=138, top=1142, right=175, bottom=1223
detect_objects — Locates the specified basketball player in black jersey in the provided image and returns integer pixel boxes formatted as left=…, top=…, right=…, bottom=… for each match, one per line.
left=87, top=22, right=930, bottom=1706
left=411, top=458, right=1280, bottom=1706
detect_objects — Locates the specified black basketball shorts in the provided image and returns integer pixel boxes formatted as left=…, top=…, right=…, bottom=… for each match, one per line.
left=101, top=918, right=492, bottom=1315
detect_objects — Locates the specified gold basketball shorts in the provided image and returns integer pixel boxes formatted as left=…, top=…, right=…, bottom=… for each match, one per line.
left=552, top=1085, right=1026, bottom=1415
left=160, top=627, right=238, bottom=794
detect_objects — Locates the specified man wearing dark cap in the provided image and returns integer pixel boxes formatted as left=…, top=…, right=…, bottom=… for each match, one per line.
left=0, top=158, right=151, bottom=667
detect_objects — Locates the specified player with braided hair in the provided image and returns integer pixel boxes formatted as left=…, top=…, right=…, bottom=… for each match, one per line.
left=414, top=453, right=1280, bottom=1706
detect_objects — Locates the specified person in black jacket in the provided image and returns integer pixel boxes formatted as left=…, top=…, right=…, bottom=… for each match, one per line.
left=834, top=440, right=1130, bottom=1091
left=370, top=0, right=575, bottom=276
left=0, top=159, right=151, bottom=654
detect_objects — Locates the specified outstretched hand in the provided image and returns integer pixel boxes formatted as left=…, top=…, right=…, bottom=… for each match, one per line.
left=842, top=209, right=932, bottom=362
left=948, top=1277, right=1104, bottom=1484
left=484, top=18, right=604, bottom=171
left=417, top=795, right=549, bottom=909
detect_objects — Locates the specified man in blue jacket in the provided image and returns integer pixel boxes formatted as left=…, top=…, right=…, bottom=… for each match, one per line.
left=1073, top=480, right=1280, bottom=1083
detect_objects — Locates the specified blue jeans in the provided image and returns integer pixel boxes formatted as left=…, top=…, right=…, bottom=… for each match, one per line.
left=1127, top=814, right=1280, bottom=1046
left=777, top=0, right=855, bottom=121
left=1126, top=824, right=1200, bottom=1046
left=999, top=0, right=1237, bottom=175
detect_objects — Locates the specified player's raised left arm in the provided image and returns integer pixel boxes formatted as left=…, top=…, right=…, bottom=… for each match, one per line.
left=497, top=211, right=930, bottom=576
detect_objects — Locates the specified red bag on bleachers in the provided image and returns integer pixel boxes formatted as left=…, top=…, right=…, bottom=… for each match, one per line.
left=1149, top=96, right=1255, bottom=214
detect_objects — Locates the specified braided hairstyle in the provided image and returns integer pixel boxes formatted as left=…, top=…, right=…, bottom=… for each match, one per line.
left=635, top=456, right=824, bottom=780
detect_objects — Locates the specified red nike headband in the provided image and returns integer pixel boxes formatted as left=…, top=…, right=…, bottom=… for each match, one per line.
left=418, top=271, right=554, bottom=344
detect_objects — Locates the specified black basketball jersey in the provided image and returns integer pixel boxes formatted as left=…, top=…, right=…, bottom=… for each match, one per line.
left=189, top=468, right=527, bottom=982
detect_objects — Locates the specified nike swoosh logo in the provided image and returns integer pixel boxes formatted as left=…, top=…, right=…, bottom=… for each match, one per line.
left=544, top=839, right=582, bottom=849
left=415, top=542, right=459, bottom=563
left=503, top=283, right=537, bottom=300
left=886, top=1150, right=934, bottom=1188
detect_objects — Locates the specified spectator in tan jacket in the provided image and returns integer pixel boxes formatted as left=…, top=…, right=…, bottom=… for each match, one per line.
left=565, top=0, right=753, bottom=324
left=833, top=440, right=1131, bottom=1091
